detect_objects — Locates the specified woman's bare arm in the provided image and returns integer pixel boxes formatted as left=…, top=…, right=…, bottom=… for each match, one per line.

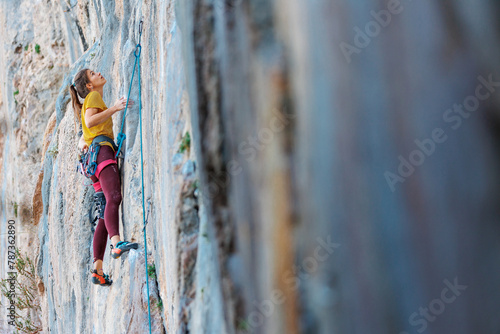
left=85, top=106, right=119, bottom=128
left=84, top=97, right=131, bottom=128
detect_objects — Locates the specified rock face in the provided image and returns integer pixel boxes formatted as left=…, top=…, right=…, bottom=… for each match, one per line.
left=2, top=0, right=500, bottom=333
left=1, top=0, right=193, bottom=333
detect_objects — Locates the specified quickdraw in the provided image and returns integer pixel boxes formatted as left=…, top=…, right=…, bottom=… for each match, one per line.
left=76, top=135, right=117, bottom=178
left=77, top=143, right=100, bottom=178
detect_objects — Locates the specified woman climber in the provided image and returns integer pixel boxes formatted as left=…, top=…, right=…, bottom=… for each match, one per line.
left=69, top=68, right=138, bottom=286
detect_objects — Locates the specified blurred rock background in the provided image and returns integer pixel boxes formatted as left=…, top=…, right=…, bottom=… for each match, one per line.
left=1, top=0, right=500, bottom=333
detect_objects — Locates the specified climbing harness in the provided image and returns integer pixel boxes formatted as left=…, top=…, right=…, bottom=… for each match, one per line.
left=92, top=134, right=118, bottom=151
left=116, top=20, right=153, bottom=334
left=77, top=135, right=118, bottom=178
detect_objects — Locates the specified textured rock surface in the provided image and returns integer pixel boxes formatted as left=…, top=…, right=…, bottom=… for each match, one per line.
left=0, top=0, right=195, bottom=333
left=177, top=0, right=500, bottom=333
left=1, top=0, right=500, bottom=333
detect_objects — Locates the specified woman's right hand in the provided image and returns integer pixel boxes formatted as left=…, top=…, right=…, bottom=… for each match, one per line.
left=113, top=97, right=134, bottom=112
left=113, top=97, right=128, bottom=112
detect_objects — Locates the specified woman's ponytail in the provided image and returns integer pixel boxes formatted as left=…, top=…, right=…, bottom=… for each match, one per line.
left=69, top=68, right=91, bottom=127
left=69, top=84, right=82, bottom=124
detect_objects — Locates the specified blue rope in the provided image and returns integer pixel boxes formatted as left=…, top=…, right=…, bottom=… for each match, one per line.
left=115, top=20, right=144, bottom=159
left=115, top=20, right=152, bottom=334
left=114, top=51, right=139, bottom=159
left=137, top=38, right=153, bottom=334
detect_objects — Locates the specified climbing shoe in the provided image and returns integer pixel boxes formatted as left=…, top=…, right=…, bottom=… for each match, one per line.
left=90, top=269, right=112, bottom=286
left=111, top=241, right=139, bottom=259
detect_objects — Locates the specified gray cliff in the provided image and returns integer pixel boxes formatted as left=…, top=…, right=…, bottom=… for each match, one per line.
left=1, top=0, right=500, bottom=334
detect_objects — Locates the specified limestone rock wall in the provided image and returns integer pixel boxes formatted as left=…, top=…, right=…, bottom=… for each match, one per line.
left=0, top=0, right=204, bottom=333
left=177, top=0, right=500, bottom=333
left=0, top=1, right=72, bottom=331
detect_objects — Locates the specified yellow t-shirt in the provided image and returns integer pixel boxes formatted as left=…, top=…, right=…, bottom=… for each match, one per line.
left=81, top=91, right=115, bottom=150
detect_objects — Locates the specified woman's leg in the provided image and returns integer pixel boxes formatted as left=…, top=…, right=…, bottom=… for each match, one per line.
left=90, top=174, right=108, bottom=269
left=96, top=146, right=122, bottom=246
left=89, top=145, right=135, bottom=268
left=93, top=219, right=108, bottom=269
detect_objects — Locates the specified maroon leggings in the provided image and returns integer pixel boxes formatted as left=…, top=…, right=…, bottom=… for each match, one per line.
left=90, top=145, right=122, bottom=263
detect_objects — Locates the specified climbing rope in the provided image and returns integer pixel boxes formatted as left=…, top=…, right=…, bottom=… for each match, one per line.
left=115, top=20, right=143, bottom=159
left=137, top=25, right=153, bottom=334
left=115, top=20, right=153, bottom=334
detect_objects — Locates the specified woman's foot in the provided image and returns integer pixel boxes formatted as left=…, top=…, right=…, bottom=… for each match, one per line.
left=111, top=241, right=139, bottom=259
left=90, top=269, right=112, bottom=286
